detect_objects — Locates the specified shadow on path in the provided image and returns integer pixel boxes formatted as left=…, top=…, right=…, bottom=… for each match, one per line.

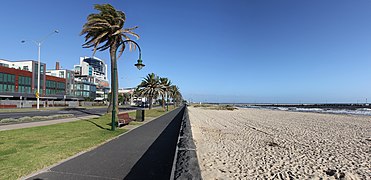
left=124, top=107, right=185, bottom=180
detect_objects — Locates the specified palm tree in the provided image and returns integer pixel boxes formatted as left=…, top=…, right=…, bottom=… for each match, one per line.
left=169, top=85, right=182, bottom=108
left=80, top=4, right=139, bottom=118
left=118, top=94, right=124, bottom=105
left=122, top=92, right=131, bottom=105
left=137, top=73, right=164, bottom=109
left=159, top=77, right=171, bottom=111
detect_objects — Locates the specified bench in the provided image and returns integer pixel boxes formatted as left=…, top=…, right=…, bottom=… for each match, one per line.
left=118, top=112, right=134, bottom=127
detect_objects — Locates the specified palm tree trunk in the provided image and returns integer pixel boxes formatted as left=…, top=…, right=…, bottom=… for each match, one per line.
left=107, top=68, right=114, bottom=113
left=107, top=46, right=119, bottom=116
left=148, top=96, right=153, bottom=110
left=166, top=93, right=169, bottom=111
left=115, top=68, right=119, bottom=111
left=161, top=94, right=165, bottom=110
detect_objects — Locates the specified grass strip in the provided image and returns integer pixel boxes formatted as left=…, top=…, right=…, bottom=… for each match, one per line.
left=127, top=106, right=175, bottom=119
left=0, top=107, right=174, bottom=180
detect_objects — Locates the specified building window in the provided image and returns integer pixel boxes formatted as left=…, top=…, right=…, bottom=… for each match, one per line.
left=19, top=76, right=31, bottom=85
left=0, top=74, right=15, bottom=84
left=3, top=74, right=7, bottom=83
left=40, top=64, right=44, bottom=74
left=26, top=77, right=31, bottom=85
left=18, top=76, right=31, bottom=93
left=19, top=76, right=23, bottom=85
left=3, top=84, right=15, bottom=92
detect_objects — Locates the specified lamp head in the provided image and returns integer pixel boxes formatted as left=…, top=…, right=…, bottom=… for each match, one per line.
left=134, top=59, right=145, bottom=70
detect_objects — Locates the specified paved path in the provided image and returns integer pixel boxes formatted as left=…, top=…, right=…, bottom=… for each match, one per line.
left=27, top=106, right=185, bottom=180
left=0, top=115, right=100, bottom=131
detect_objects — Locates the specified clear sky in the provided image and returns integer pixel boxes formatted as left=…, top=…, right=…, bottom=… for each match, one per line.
left=1, top=0, right=371, bottom=103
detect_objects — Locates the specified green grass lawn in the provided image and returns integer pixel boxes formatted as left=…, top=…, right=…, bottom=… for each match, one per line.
left=127, top=106, right=175, bottom=119
left=0, top=107, right=175, bottom=180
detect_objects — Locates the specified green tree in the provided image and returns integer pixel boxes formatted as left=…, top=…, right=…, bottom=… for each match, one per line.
left=159, top=77, right=171, bottom=111
left=80, top=4, right=139, bottom=119
left=169, top=85, right=182, bottom=108
left=118, top=94, right=124, bottom=104
left=137, top=73, right=164, bottom=109
left=122, top=92, right=131, bottom=104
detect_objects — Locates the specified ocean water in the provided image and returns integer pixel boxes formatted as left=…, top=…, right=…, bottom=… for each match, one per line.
left=242, top=106, right=371, bottom=116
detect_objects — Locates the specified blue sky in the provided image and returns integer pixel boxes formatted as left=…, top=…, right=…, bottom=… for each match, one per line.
left=1, top=0, right=371, bottom=103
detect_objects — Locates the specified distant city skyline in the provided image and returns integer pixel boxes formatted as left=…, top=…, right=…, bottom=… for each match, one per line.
left=1, top=0, right=371, bottom=103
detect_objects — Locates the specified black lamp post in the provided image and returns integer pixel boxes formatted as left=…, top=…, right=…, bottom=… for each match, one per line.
left=111, top=40, right=144, bottom=131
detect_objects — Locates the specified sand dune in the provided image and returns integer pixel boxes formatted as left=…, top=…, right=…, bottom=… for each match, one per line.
left=188, top=107, right=371, bottom=179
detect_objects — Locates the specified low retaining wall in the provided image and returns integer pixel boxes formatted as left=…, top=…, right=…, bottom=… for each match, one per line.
left=0, top=104, right=17, bottom=108
left=172, top=107, right=202, bottom=179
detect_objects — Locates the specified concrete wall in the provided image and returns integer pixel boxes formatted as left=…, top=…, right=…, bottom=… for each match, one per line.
left=172, top=107, right=202, bottom=180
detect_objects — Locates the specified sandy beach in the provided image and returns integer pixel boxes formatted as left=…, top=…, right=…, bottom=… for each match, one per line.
left=188, top=107, right=371, bottom=179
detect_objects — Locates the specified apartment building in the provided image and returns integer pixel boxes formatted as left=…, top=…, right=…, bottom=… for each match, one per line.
left=74, top=56, right=109, bottom=101
left=0, top=59, right=65, bottom=100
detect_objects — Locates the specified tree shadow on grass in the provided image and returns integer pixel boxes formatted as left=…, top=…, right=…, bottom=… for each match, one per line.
left=74, top=108, right=102, bottom=116
left=85, top=119, right=111, bottom=130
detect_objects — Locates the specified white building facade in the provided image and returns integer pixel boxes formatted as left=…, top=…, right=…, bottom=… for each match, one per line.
left=0, top=59, right=34, bottom=71
left=74, top=57, right=109, bottom=101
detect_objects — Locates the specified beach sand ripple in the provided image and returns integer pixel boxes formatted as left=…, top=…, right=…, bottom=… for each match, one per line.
left=188, top=107, right=371, bottom=180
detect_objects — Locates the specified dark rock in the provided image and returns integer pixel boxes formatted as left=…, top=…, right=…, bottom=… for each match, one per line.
left=324, top=169, right=337, bottom=176
left=267, top=141, right=279, bottom=147
left=338, top=171, right=345, bottom=179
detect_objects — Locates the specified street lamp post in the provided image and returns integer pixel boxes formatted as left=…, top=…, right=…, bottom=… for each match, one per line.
left=111, top=40, right=144, bottom=131
left=22, top=30, right=58, bottom=109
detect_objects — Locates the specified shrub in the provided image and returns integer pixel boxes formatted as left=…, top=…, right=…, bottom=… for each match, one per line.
left=0, top=118, right=18, bottom=123
left=0, top=114, right=75, bottom=124
left=18, top=116, right=33, bottom=122
left=32, top=116, right=49, bottom=121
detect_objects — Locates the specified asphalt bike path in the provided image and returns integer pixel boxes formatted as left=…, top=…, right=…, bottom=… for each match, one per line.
left=27, top=106, right=185, bottom=180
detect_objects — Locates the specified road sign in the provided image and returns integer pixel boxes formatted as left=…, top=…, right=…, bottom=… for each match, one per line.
left=35, top=92, right=39, bottom=98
